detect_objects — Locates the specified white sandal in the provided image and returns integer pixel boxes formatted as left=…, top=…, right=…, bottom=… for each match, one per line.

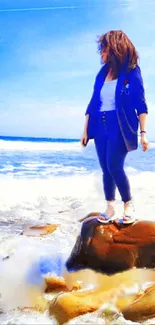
left=117, top=215, right=136, bottom=224
left=97, top=212, right=117, bottom=224
left=118, top=202, right=136, bottom=224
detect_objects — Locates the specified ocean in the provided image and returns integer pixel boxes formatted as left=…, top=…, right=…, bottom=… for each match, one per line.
left=0, top=136, right=155, bottom=324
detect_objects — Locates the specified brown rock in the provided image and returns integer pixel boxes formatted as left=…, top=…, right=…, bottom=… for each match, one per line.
left=66, top=213, right=155, bottom=274
left=45, top=276, right=82, bottom=293
left=49, top=286, right=117, bottom=324
left=123, top=284, right=155, bottom=321
left=21, top=224, right=60, bottom=236
left=49, top=268, right=155, bottom=324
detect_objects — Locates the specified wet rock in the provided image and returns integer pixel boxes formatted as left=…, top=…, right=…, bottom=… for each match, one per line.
left=45, top=276, right=82, bottom=293
left=49, top=286, right=116, bottom=324
left=123, top=284, right=155, bottom=322
left=66, top=214, right=155, bottom=274
left=48, top=268, right=155, bottom=324
left=21, top=224, right=60, bottom=236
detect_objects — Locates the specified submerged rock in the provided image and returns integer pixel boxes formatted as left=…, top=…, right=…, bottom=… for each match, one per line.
left=123, top=284, right=155, bottom=321
left=48, top=268, right=155, bottom=324
left=21, top=224, right=60, bottom=236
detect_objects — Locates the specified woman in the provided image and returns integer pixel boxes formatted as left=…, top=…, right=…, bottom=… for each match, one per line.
left=81, top=30, right=149, bottom=224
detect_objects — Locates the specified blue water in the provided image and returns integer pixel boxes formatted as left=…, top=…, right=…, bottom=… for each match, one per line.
left=0, top=136, right=79, bottom=143
left=0, top=136, right=95, bottom=177
left=0, top=136, right=154, bottom=178
left=0, top=135, right=154, bottom=229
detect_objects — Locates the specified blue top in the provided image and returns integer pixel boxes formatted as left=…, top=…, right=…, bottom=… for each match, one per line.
left=85, top=62, right=148, bottom=152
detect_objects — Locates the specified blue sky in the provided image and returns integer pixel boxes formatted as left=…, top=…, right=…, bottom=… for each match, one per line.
left=0, top=0, right=155, bottom=139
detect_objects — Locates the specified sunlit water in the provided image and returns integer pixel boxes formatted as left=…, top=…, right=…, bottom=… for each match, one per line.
left=0, top=137, right=155, bottom=324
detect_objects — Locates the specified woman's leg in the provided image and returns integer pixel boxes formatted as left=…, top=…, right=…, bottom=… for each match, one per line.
left=107, top=146, right=131, bottom=203
left=106, top=130, right=135, bottom=222
left=106, top=137, right=131, bottom=203
left=94, top=130, right=116, bottom=218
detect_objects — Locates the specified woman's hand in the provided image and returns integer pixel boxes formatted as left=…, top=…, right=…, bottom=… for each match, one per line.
left=81, top=130, right=88, bottom=147
left=141, top=133, right=149, bottom=152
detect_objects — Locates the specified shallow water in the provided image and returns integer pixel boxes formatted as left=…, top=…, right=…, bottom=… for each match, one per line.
left=0, top=137, right=155, bottom=324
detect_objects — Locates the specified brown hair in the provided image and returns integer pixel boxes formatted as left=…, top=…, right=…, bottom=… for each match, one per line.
left=97, top=30, right=139, bottom=77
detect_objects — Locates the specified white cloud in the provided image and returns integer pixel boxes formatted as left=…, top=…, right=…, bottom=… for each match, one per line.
left=0, top=6, right=78, bottom=13
left=0, top=93, right=154, bottom=140
left=0, top=95, right=86, bottom=137
left=16, top=31, right=100, bottom=77
left=112, top=0, right=138, bottom=14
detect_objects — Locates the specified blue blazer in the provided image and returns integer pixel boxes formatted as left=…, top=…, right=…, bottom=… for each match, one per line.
left=85, top=62, right=148, bottom=152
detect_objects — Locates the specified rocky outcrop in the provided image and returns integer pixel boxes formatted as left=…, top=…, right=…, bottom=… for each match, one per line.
left=66, top=214, right=155, bottom=274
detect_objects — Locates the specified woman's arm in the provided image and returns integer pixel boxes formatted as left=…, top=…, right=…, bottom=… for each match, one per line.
left=83, top=114, right=89, bottom=133
left=85, top=66, right=105, bottom=116
left=139, top=113, right=147, bottom=133
left=81, top=114, right=89, bottom=147
left=139, top=113, right=149, bottom=151
left=130, top=66, right=149, bottom=151
left=130, top=65, right=148, bottom=116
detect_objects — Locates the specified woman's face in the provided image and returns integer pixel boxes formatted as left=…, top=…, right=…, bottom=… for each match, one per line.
left=100, top=46, right=110, bottom=64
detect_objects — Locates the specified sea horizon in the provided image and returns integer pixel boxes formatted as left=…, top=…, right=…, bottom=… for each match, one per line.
left=0, top=135, right=80, bottom=142
left=0, top=135, right=154, bottom=143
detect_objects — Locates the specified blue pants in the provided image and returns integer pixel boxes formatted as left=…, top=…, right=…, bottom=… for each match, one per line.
left=94, top=110, right=131, bottom=203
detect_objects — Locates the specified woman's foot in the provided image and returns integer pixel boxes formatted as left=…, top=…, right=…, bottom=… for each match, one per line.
left=118, top=201, right=136, bottom=224
left=97, top=201, right=116, bottom=224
